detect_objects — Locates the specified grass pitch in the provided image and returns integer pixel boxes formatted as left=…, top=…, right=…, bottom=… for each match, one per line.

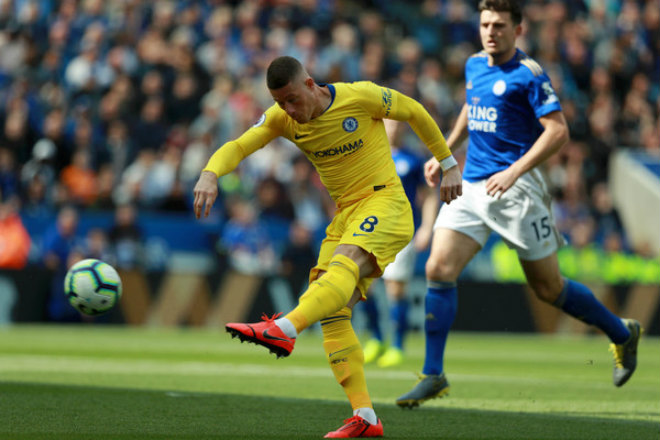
left=0, top=325, right=658, bottom=439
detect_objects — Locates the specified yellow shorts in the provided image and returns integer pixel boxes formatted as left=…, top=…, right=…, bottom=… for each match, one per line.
left=309, top=185, right=414, bottom=298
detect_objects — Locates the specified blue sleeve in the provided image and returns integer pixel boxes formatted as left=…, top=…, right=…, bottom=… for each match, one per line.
left=527, top=72, right=562, bottom=119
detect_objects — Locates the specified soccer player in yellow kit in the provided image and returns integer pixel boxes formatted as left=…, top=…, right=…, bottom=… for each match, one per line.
left=193, top=56, right=462, bottom=438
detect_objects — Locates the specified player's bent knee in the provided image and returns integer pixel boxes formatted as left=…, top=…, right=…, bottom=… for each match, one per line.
left=425, top=257, right=458, bottom=282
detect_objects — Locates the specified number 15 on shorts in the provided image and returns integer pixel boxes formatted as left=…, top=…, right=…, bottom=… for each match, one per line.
left=531, top=215, right=551, bottom=241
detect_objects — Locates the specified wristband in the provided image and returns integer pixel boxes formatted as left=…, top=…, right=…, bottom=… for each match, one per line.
left=439, top=155, right=458, bottom=171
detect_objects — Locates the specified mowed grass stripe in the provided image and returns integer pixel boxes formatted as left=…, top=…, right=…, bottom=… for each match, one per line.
left=1, top=382, right=658, bottom=440
left=0, top=325, right=658, bottom=439
left=0, top=353, right=651, bottom=391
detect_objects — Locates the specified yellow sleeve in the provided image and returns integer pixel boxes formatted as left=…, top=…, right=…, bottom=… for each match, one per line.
left=202, top=106, right=284, bottom=177
left=356, top=82, right=452, bottom=161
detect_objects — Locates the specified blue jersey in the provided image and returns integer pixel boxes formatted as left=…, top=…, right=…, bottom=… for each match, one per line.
left=392, top=146, right=425, bottom=224
left=463, top=49, right=562, bottom=182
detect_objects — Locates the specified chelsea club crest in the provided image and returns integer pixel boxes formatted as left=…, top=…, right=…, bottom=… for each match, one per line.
left=342, top=117, right=358, bottom=132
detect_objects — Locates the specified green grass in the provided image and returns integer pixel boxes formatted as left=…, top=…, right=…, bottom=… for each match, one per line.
left=0, top=325, right=658, bottom=439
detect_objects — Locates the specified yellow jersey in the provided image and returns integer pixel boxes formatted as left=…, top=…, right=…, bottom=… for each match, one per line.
left=203, top=81, right=451, bottom=206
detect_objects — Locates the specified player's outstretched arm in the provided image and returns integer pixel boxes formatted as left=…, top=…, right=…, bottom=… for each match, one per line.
left=193, top=170, right=219, bottom=219
left=191, top=115, right=280, bottom=219
left=387, top=92, right=463, bottom=203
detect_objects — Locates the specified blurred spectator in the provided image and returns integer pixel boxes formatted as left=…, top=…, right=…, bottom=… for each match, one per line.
left=84, top=227, right=114, bottom=264
left=0, top=0, right=655, bottom=266
left=20, top=138, right=57, bottom=190
left=287, top=27, right=321, bottom=74
left=132, top=96, right=168, bottom=151
left=69, top=115, right=104, bottom=167
left=287, top=154, right=334, bottom=233
left=167, top=72, right=202, bottom=124
left=59, top=149, right=98, bottom=206
left=0, top=196, right=30, bottom=269
left=180, top=131, right=214, bottom=190
left=108, top=203, right=143, bottom=270
left=618, top=73, right=655, bottom=148
left=22, top=174, right=53, bottom=217
left=568, top=217, right=596, bottom=251
left=553, top=173, right=592, bottom=242
left=590, top=182, right=627, bottom=250
left=318, top=21, right=361, bottom=82
left=189, top=74, right=236, bottom=147
left=359, top=39, right=388, bottom=83
left=104, top=119, right=135, bottom=180
left=0, top=147, right=19, bottom=199
left=41, top=205, right=82, bottom=321
left=63, top=41, right=113, bottom=95
left=219, top=197, right=276, bottom=275
left=113, top=148, right=156, bottom=206
left=0, top=106, right=37, bottom=164
left=138, top=143, right=181, bottom=209
left=94, top=164, right=116, bottom=210
left=40, top=108, right=70, bottom=172
left=255, top=176, right=295, bottom=223
left=280, top=221, right=317, bottom=296
left=42, top=205, right=80, bottom=271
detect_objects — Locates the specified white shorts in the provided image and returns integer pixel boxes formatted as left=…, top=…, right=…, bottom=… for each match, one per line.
left=434, top=168, right=564, bottom=261
left=382, top=239, right=416, bottom=282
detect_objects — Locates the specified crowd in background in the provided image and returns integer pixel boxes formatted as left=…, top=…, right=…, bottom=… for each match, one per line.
left=1, top=0, right=659, bottom=275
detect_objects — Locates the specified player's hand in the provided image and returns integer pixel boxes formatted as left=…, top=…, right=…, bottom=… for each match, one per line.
left=485, top=167, right=519, bottom=199
left=438, top=165, right=462, bottom=204
left=424, top=157, right=442, bottom=187
left=193, top=171, right=219, bottom=219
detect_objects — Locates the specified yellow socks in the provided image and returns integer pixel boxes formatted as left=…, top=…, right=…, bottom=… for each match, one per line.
left=286, top=254, right=360, bottom=333
left=284, top=255, right=373, bottom=415
left=321, top=307, right=372, bottom=411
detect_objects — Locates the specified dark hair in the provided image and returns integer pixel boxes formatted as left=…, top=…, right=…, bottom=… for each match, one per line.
left=266, top=56, right=304, bottom=90
left=478, top=0, right=522, bottom=25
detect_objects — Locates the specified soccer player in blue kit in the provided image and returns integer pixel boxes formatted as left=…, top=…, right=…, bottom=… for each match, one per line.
left=396, top=0, right=642, bottom=408
left=362, top=119, right=439, bottom=368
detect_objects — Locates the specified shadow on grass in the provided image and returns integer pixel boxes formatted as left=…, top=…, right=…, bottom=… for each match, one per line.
left=1, top=382, right=658, bottom=440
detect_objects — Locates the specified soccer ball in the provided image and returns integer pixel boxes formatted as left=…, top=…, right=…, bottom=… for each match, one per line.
left=64, top=259, right=122, bottom=316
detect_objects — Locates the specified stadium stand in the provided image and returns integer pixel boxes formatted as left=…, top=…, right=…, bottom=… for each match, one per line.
left=0, top=0, right=658, bottom=329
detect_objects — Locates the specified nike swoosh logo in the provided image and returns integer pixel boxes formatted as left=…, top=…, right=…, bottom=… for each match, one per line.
left=262, top=328, right=289, bottom=343
left=328, top=347, right=352, bottom=358
left=338, top=421, right=360, bottom=432
left=294, top=134, right=308, bottom=139
left=352, top=233, right=367, bottom=237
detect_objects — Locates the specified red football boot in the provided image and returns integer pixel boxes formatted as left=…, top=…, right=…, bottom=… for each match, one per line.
left=225, top=312, right=295, bottom=358
left=324, top=416, right=384, bottom=438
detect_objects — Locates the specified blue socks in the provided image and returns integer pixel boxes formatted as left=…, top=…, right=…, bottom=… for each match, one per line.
left=363, top=296, right=409, bottom=348
left=417, top=278, right=629, bottom=378
left=363, top=296, right=383, bottom=342
left=553, top=279, right=630, bottom=344
left=390, top=299, right=409, bottom=349
left=422, top=281, right=458, bottom=375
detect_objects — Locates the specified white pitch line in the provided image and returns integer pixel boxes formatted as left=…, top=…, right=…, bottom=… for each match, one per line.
left=0, top=354, right=609, bottom=388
